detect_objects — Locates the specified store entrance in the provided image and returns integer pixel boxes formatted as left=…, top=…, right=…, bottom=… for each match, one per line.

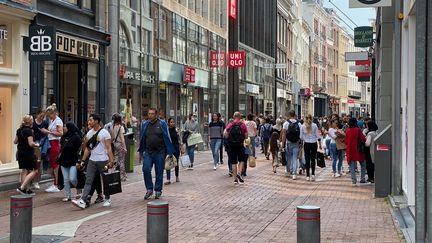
left=59, top=60, right=86, bottom=127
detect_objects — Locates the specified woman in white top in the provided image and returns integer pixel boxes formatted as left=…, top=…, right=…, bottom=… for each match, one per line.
left=42, top=104, right=64, bottom=193
left=328, top=120, right=341, bottom=177
left=300, top=114, right=322, bottom=181
left=244, top=114, right=258, bottom=158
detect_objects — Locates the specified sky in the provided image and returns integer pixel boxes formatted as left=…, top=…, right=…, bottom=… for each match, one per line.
left=323, top=0, right=376, bottom=34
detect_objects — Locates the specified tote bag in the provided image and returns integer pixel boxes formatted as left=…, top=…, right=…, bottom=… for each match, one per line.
left=102, top=170, right=122, bottom=195
left=179, top=154, right=191, bottom=167
left=187, top=133, right=204, bottom=146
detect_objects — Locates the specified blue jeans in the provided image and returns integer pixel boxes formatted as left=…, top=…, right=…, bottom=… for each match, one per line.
left=249, top=136, right=256, bottom=157
left=61, top=165, right=77, bottom=198
left=350, top=160, right=366, bottom=184
left=285, top=142, right=299, bottom=175
left=330, top=143, right=341, bottom=173
left=187, top=145, right=195, bottom=167
left=210, top=139, right=222, bottom=166
left=143, top=152, right=165, bottom=193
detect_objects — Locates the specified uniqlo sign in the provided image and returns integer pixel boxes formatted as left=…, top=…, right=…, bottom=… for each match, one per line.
left=229, top=0, right=236, bottom=20
left=228, top=51, right=245, bottom=68
left=184, top=66, right=196, bottom=83
left=210, top=51, right=226, bottom=67
left=355, top=59, right=371, bottom=82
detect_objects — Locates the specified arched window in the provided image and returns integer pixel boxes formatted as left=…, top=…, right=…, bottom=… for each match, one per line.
left=119, top=24, right=131, bottom=66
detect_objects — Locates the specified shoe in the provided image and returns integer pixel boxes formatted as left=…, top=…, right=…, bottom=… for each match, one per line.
left=367, top=179, right=375, bottom=184
left=351, top=182, right=357, bottom=186
left=299, top=169, right=303, bottom=175
left=94, top=196, right=104, bottom=204
left=311, top=175, right=316, bottom=181
left=45, top=185, right=60, bottom=193
left=103, top=199, right=112, bottom=207
left=155, top=192, right=162, bottom=199
left=266, top=156, right=270, bottom=160
left=26, top=189, right=36, bottom=196
left=272, top=167, right=276, bottom=173
left=75, top=194, right=82, bottom=199
left=234, top=179, right=239, bottom=185
left=16, top=187, right=27, bottom=196
left=359, top=180, right=368, bottom=186
left=213, top=166, right=217, bottom=170
left=176, top=177, right=180, bottom=182
left=236, top=174, right=244, bottom=184
left=306, top=177, right=310, bottom=181
left=164, top=181, right=171, bottom=185
left=242, top=173, right=247, bottom=177
left=144, top=191, right=153, bottom=200
left=62, top=197, right=71, bottom=202
left=228, top=172, right=233, bottom=177
left=293, top=175, right=297, bottom=180
left=220, top=161, right=224, bottom=164
left=33, top=183, right=40, bottom=190
left=72, top=199, right=87, bottom=209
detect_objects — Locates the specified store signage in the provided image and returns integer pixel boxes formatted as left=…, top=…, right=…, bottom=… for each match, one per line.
left=246, top=83, right=259, bottom=95
left=300, top=88, right=311, bottom=97
left=377, top=144, right=390, bottom=151
left=349, top=0, right=391, bottom=8
left=122, top=69, right=156, bottom=84
left=56, top=33, right=99, bottom=61
left=0, top=29, right=7, bottom=40
left=228, top=51, right=245, bottom=68
left=229, top=0, right=236, bottom=20
left=355, top=59, right=371, bottom=82
left=277, top=88, right=287, bottom=99
left=28, top=26, right=56, bottom=61
left=354, top=26, right=374, bottom=48
left=345, top=51, right=369, bottom=62
left=119, top=64, right=126, bottom=79
left=349, top=65, right=371, bottom=72
left=184, top=66, right=196, bottom=83
left=209, top=51, right=226, bottom=67
left=348, top=100, right=354, bottom=104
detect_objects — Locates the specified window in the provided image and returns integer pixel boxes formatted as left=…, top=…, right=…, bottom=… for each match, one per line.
left=159, top=10, right=167, bottom=40
left=82, top=0, right=92, bottom=9
left=61, top=0, right=77, bottom=4
left=0, top=24, right=11, bottom=68
left=314, top=19, right=319, bottom=35
left=119, top=25, right=131, bottom=66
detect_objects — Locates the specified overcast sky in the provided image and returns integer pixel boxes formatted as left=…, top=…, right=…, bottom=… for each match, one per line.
left=323, top=0, right=376, bottom=34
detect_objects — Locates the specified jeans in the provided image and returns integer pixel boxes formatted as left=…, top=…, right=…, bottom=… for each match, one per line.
left=210, top=139, right=222, bottom=166
left=187, top=145, right=195, bottom=167
left=263, top=139, right=270, bottom=157
left=304, top=142, right=318, bottom=177
left=220, top=139, right=224, bottom=162
left=143, top=152, right=165, bottom=193
left=330, top=143, right=342, bottom=173
left=285, top=141, right=299, bottom=175
left=166, top=148, right=180, bottom=180
left=249, top=136, right=256, bottom=157
left=61, top=165, right=77, bottom=198
left=81, top=160, right=109, bottom=203
left=350, top=161, right=366, bottom=184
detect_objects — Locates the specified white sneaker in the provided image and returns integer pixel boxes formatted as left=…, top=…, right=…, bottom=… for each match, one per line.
left=292, top=175, right=297, bottom=180
left=103, top=199, right=112, bottom=207
left=306, top=177, right=310, bottom=181
left=45, top=185, right=60, bottom=193
left=33, top=183, right=40, bottom=190
left=335, top=173, right=341, bottom=177
left=72, top=199, right=87, bottom=209
left=213, top=166, right=217, bottom=170
left=311, top=175, right=316, bottom=181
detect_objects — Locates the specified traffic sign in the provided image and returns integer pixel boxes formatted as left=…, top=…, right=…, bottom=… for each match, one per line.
left=345, top=52, right=369, bottom=62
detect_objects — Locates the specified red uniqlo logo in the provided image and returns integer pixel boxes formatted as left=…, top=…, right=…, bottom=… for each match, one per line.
left=228, top=51, right=245, bottom=68
left=184, top=66, right=196, bottom=83
left=210, top=51, right=226, bottom=67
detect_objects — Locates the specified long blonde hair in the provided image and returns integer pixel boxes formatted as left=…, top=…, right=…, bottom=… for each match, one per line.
left=304, top=114, right=313, bottom=134
left=21, top=114, right=33, bottom=128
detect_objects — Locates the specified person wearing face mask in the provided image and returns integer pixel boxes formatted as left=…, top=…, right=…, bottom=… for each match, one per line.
left=183, top=113, right=199, bottom=170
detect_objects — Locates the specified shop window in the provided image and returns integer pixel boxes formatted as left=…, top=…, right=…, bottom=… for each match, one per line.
left=41, top=61, right=55, bottom=109
left=0, top=24, right=11, bottom=68
left=87, top=62, right=97, bottom=117
left=0, top=87, right=12, bottom=164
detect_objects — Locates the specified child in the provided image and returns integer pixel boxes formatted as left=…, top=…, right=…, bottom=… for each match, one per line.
left=269, top=132, right=280, bottom=173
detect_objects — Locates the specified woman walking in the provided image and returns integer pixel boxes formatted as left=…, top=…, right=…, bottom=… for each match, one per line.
left=165, top=118, right=180, bottom=184
left=269, top=131, right=280, bottom=173
left=110, top=114, right=127, bottom=181
left=300, top=114, right=322, bottom=181
left=365, top=121, right=378, bottom=183
left=272, top=118, right=283, bottom=136
left=15, top=115, right=39, bottom=195
left=209, top=113, right=225, bottom=170
left=345, top=118, right=367, bottom=185
left=31, top=109, right=49, bottom=189
left=244, top=114, right=258, bottom=158
left=58, top=122, right=82, bottom=201
left=328, top=119, right=342, bottom=177
left=183, top=113, right=199, bottom=170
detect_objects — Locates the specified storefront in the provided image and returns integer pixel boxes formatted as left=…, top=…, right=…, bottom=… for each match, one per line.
left=276, top=88, right=287, bottom=117
left=240, top=82, right=260, bottom=115
left=0, top=6, right=34, bottom=183
left=313, top=93, right=328, bottom=117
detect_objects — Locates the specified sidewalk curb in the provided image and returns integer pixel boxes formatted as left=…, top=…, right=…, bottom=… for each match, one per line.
left=387, top=195, right=412, bottom=243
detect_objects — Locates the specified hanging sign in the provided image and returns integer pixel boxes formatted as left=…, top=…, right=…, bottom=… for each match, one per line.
left=229, top=0, right=236, bottom=20
left=349, top=0, right=392, bottom=8
left=228, top=51, right=245, bottom=68
left=184, top=66, right=196, bottom=83
left=27, top=26, right=56, bottom=61
left=354, top=26, right=374, bottom=48
left=209, top=51, right=226, bottom=67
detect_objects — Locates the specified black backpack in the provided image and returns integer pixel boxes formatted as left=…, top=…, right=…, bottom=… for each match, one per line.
left=228, top=122, right=245, bottom=145
left=286, top=121, right=300, bottom=143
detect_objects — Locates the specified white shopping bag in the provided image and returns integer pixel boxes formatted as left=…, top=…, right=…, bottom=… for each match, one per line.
left=179, top=154, right=191, bottom=168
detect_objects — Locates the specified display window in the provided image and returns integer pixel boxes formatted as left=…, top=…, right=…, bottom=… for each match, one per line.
left=0, top=87, right=12, bottom=165
left=0, top=24, right=11, bottom=68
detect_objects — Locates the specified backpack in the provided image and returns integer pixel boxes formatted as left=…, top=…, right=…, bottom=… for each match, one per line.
left=261, top=124, right=272, bottom=140
left=286, top=120, right=300, bottom=143
left=228, top=122, right=245, bottom=145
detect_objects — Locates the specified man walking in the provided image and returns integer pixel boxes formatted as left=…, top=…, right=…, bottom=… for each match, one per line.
left=260, top=117, right=273, bottom=160
left=72, top=114, right=114, bottom=209
left=225, top=112, right=248, bottom=185
left=139, top=108, right=174, bottom=200
left=281, top=110, right=301, bottom=180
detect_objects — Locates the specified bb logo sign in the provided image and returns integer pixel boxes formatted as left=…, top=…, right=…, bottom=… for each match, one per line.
left=28, top=26, right=56, bottom=61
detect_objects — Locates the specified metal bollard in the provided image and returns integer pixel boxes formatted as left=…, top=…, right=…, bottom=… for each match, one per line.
left=147, top=201, right=169, bottom=243
left=297, top=205, right=320, bottom=243
left=10, top=195, right=33, bottom=243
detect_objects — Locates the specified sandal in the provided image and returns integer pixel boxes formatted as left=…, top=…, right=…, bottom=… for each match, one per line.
left=62, top=197, right=71, bottom=202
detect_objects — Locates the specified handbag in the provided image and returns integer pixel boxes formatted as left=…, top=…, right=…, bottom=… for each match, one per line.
left=102, top=170, right=122, bottom=195
left=187, top=133, right=203, bottom=146
left=248, top=156, right=256, bottom=168
left=179, top=154, right=191, bottom=167
left=316, top=152, right=326, bottom=168
left=111, top=126, right=121, bottom=153
left=298, top=146, right=304, bottom=160
left=357, top=129, right=365, bottom=153
left=165, top=155, right=178, bottom=170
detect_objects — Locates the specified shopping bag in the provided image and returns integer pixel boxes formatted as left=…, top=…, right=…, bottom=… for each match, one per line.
left=187, top=133, right=203, bottom=146
left=248, top=156, right=256, bottom=168
left=179, top=154, right=191, bottom=167
left=316, top=152, right=326, bottom=168
left=165, top=155, right=178, bottom=170
left=102, top=170, right=122, bottom=195
left=298, top=146, right=304, bottom=160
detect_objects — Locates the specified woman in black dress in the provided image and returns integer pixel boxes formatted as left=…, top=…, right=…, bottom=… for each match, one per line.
left=14, top=115, right=40, bottom=195
left=165, top=118, right=180, bottom=184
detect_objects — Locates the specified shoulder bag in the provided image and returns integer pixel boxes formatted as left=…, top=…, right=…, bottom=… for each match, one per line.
left=357, top=129, right=365, bottom=153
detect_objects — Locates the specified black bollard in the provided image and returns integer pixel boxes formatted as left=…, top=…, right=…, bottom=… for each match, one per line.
left=10, top=195, right=33, bottom=243
left=147, top=201, right=169, bottom=243
left=297, top=205, right=320, bottom=243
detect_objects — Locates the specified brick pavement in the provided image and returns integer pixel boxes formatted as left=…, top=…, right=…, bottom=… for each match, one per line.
left=0, top=150, right=402, bottom=243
